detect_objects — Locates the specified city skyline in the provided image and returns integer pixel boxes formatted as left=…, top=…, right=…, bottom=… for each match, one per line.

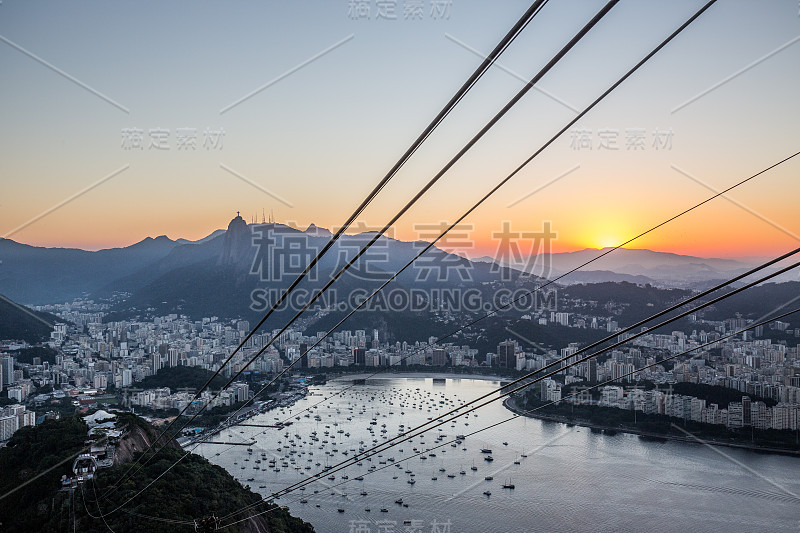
left=2, top=1, right=798, bottom=256
left=3, top=3, right=800, bottom=531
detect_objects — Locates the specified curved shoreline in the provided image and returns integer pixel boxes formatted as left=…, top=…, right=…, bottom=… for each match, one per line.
left=503, top=397, right=800, bottom=458
left=329, top=371, right=509, bottom=382
left=326, top=373, right=800, bottom=457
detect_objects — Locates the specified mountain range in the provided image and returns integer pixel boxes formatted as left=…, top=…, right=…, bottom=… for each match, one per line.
left=477, top=247, right=792, bottom=289
left=0, top=216, right=793, bottom=325
left=1, top=216, right=518, bottom=333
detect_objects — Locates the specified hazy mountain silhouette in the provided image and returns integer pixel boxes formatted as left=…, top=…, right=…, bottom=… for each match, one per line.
left=103, top=217, right=519, bottom=326
left=3, top=219, right=791, bottom=319
left=490, top=247, right=770, bottom=287
left=0, top=295, right=60, bottom=343
left=0, top=236, right=182, bottom=304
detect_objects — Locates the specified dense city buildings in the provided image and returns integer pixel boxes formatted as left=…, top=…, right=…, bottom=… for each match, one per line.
left=1, top=293, right=798, bottom=442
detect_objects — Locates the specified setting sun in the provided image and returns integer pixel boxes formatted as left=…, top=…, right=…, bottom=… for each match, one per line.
left=594, top=235, right=622, bottom=249
left=583, top=226, right=629, bottom=250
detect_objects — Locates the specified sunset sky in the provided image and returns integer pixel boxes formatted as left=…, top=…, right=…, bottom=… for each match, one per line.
left=1, top=0, right=798, bottom=259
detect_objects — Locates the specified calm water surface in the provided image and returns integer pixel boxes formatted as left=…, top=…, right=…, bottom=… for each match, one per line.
left=196, top=377, right=800, bottom=533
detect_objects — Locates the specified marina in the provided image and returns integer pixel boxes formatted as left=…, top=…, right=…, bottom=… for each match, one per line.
left=196, top=377, right=800, bottom=533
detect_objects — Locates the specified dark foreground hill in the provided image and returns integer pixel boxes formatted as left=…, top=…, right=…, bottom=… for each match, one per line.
left=0, top=295, right=59, bottom=343
left=0, top=413, right=314, bottom=533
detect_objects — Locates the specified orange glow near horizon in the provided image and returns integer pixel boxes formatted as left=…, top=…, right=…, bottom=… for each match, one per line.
left=4, top=189, right=798, bottom=260
left=594, top=236, right=624, bottom=250
left=6, top=216, right=796, bottom=259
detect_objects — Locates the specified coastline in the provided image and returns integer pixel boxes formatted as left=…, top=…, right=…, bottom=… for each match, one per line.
left=503, top=397, right=800, bottom=458
left=329, top=371, right=510, bottom=382
left=182, top=387, right=309, bottom=447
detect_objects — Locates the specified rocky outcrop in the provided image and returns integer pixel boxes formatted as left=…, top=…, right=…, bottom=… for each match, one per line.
left=218, top=213, right=252, bottom=269
left=113, top=416, right=183, bottom=465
